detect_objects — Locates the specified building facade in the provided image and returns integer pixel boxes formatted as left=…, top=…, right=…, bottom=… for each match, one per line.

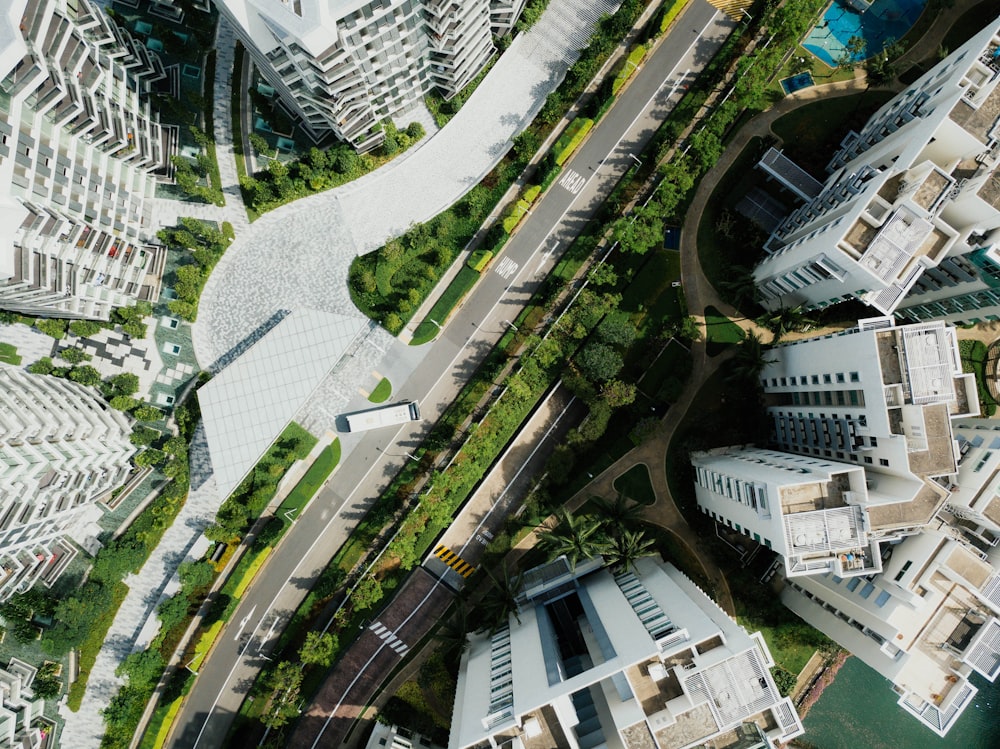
left=0, top=0, right=169, bottom=319
left=0, top=658, right=53, bottom=749
left=0, top=368, right=135, bottom=599
left=753, top=18, right=1000, bottom=320
left=216, top=0, right=519, bottom=151
left=450, top=557, right=803, bottom=749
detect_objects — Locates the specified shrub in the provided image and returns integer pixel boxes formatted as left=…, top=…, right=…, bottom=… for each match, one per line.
left=553, top=117, right=594, bottom=165
left=69, top=319, right=103, bottom=338
left=467, top=250, right=494, bottom=272
left=34, top=318, right=67, bottom=339
left=523, top=184, right=541, bottom=203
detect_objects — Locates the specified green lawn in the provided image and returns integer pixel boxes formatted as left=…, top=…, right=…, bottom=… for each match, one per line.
left=368, top=377, right=392, bottom=403
left=277, top=440, right=341, bottom=521
left=411, top=267, right=481, bottom=345
left=0, top=342, right=21, bottom=365
left=639, top=339, right=692, bottom=405
left=620, top=249, right=682, bottom=331
left=704, top=306, right=744, bottom=356
left=770, top=90, right=896, bottom=175
left=958, top=339, right=998, bottom=416
left=279, top=422, right=318, bottom=459
left=612, top=464, right=656, bottom=505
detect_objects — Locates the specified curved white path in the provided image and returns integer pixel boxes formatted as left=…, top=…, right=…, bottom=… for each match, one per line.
left=193, top=0, right=618, bottom=368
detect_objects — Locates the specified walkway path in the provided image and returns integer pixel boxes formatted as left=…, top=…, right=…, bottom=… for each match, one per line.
left=59, top=426, right=220, bottom=749
left=192, top=0, right=619, bottom=369
left=150, top=16, right=250, bottom=234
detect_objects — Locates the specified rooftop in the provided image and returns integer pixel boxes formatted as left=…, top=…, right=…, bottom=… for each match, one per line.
left=949, top=80, right=1000, bottom=143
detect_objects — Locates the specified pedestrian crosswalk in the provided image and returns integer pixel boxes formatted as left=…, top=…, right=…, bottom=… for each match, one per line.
left=558, top=168, right=586, bottom=195
left=433, top=545, right=475, bottom=578
left=368, top=621, right=409, bottom=655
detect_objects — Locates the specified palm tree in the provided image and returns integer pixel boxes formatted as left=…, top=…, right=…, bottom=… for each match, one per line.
left=592, top=493, right=646, bottom=538
left=435, top=600, right=471, bottom=657
left=478, top=565, right=525, bottom=634
left=604, top=529, right=656, bottom=574
left=719, top=265, right=761, bottom=310
left=755, top=305, right=817, bottom=343
left=538, top=509, right=610, bottom=570
left=726, top=331, right=777, bottom=384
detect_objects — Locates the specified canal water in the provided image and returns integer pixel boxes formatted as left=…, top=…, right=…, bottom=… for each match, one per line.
left=802, top=657, right=1000, bottom=748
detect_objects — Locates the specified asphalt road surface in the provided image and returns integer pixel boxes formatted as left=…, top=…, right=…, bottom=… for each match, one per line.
left=167, top=4, right=733, bottom=747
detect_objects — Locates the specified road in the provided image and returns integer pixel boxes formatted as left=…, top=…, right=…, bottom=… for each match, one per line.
left=166, top=4, right=734, bottom=747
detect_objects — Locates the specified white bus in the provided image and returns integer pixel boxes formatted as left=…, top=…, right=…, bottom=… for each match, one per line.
left=345, top=401, right=421, bottom=432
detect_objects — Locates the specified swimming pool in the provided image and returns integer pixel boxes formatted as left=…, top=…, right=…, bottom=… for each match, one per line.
left=803, top=0, right=927, bottom=68
left=781, top=71, right=815, bottom=95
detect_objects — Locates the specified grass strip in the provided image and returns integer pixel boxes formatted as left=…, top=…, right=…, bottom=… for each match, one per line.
left=233, top=547, right=272, bottom=599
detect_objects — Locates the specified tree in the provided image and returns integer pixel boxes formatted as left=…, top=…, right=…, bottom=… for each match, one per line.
left=249, top=132, right=270, bottom=155
left=58, top=347, right=91, bottom=364
left=110, top=395, right=140, bottom=412
left=771, top=666, right=797, bottom=697
left=261, top=661, right=303, bottom=729
left=134, top=405, right=163, bottom=421
left=600, top=379, right=637, bottom=408
left=604, top=528, right=655, bottom=573
left=719, top=266, right=761, bottom=309
left=596, top=311, right=637, bottom=348
left=299, top=631, right=337, bottom=667
left=34, top=318, right=66, bottom=339
left=32, top=662, right=62, bottom=699
left=726, top=331, right=776, bottom=384
left=179, top=560, right=215, bottom=595
left=103, top=372, right=140, bottom=398
left=612, top=204, right=663, bottom=255
left=130, top=425, right=160, bottom=447
left=538, top=509, right=608, bottom=570
left=755, top=305, right=816, bottom=343
left=478, top=565, right=524, bottom=634
left=593, top=493, right=646, bottom=535
left=27, top=357, right=54, bottom=375
left=68, top=365, right=102, bottom=386
left=577, top=342, right=623, bottom=382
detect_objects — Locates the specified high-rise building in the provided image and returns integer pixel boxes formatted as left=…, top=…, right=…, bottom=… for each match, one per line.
left=753, top=18, right=1000, bottom=319
left=0, top=368, right=136, bottom=600
left=0, top=658, right=53, bottom=749
left=783, top=528, right=1000, bottom=736
left=0, top=0, right=168, bottom=320
left=216, top=0, right=518, bottom=152
left=449, top=557, right=803, bottom=749
left=693, top=316, right=978, bottom=564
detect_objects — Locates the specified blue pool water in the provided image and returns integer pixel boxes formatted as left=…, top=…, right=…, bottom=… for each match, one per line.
left=781, top=71, right=815, bottom=95
left=803, top=0, right=927, bottom=68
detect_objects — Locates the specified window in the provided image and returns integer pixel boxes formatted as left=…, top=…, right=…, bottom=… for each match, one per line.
left=879, top=458, right=889, bottom=466
left=823, top=374, right=832, bottom=383
left=859, top=582, right=876, bottom=599
left=846, top=578, right=861, bottom=592
left=812, top=375, right=819, bottom=384
left=875, top=591, right=891, bottom=608
left=893, top=561, right=912, bottom=581
left=864, top=456, right=873, bottom=464
left=836, top=373, right=845, bottom=383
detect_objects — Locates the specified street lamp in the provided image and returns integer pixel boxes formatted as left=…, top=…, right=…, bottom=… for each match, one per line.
left=741, top=8, right=752, bottom=23
left=503, top=320, right=519, bottom=332
left=628, top=153, right=642, bottom=168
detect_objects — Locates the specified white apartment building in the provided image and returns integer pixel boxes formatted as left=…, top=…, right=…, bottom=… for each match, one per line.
left=693, top=317, right=978, bottom=564
left=0, top=659, right=53, bottom=749
left=216, top=0, right=515, bottom=151
left=0, top=0, right=168, bottom=320
left=692, top=447, right=881, bottom=579
left=0, top=368, right=135, bottom=599
left=450, top=557, right=803, bottom=749
left=783, top=528, right=1000, bottom=736
left=754, top=18, right=1000, bottom=318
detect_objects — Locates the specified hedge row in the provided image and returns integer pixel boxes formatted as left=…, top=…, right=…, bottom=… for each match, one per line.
left=554, top=117, right=595, bottom=165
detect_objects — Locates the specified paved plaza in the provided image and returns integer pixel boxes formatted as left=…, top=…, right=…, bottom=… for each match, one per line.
left=193, top=0, right=619, bottom=371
